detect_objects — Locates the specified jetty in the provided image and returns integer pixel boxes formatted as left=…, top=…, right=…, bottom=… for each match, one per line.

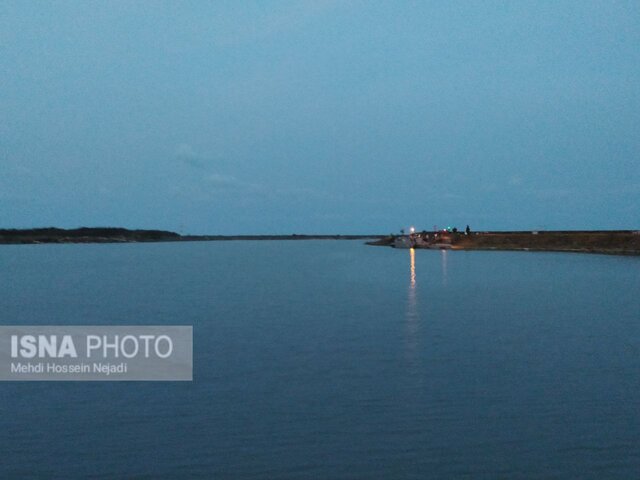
left=367, top=230, right=640, bottom=256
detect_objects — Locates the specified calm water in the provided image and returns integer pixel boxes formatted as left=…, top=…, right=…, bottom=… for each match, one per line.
left=0, top=241, right=639, bottom=479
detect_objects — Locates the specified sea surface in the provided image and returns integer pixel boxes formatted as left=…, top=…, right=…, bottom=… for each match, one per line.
left=0, top=241, right=638, bottom=479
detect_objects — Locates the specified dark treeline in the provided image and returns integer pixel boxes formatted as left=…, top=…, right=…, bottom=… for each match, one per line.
left=0, top=227, right=181, bottom=244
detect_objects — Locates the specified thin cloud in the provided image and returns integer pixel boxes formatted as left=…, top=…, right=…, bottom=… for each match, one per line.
left=205, top=173, right=246, bottom=190
left=175, top=144, right=207, bottom=169
left=508, top=175, right=524, bottom=186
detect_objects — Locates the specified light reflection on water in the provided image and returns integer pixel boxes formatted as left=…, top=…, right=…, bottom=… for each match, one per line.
left=409, top=247, right=416, bottom=289
left=405, top=248, right=420, bottom=363
left=441, top=249, right=448, bottom=286
left=407, top=248, right=417, bottom=322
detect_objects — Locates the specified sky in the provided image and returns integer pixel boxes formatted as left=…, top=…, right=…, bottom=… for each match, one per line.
left=1, top=1, right=639, bottom=234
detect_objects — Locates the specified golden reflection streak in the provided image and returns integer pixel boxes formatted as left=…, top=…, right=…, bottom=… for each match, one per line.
left=405, top=247, right=419, bottom=363
left=409, top=247, right=416, bottom=288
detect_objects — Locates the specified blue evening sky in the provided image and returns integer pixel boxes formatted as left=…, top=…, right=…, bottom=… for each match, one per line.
left=2, top=1, right=638, bottom=234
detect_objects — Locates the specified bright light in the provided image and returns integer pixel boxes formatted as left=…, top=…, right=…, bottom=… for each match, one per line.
left=409, top=226, right=415, bottom=234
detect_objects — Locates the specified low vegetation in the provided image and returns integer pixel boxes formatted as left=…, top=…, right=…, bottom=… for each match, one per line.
left=0, top=228, right=181, bottom=244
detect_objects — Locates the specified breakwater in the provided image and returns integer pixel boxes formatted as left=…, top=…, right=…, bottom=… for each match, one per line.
left=368, top=230, right=640, bottom=255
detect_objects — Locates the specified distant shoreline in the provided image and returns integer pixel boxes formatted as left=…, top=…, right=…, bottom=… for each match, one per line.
left=0, top=228, right=383, bottom=245
left=182, top=234, right=384, bottom=241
